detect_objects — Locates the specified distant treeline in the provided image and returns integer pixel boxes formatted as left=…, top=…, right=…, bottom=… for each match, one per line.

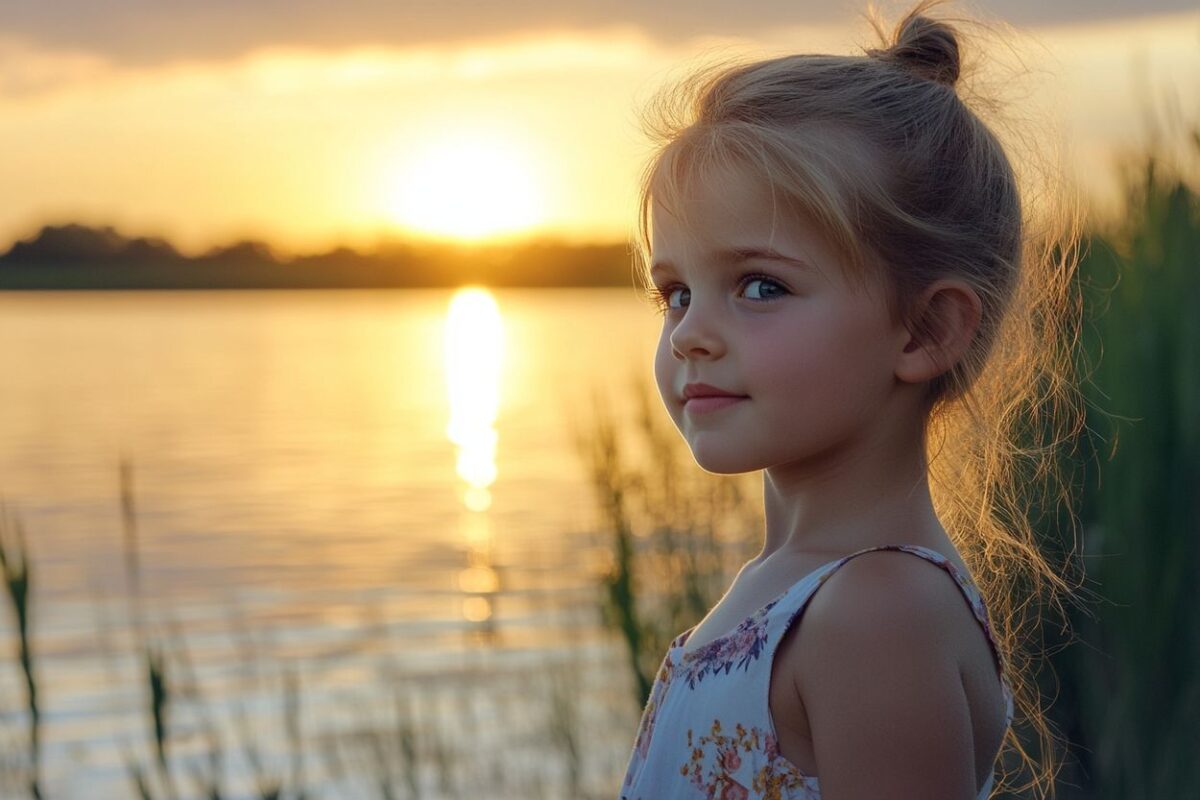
left=0, top=223, right=635, bottom=289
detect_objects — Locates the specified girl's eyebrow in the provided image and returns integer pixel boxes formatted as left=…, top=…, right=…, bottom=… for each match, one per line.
left=650, top=246, right=815, bottom=279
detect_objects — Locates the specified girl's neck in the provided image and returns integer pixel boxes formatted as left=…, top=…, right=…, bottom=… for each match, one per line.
left=757, top=411, right=943, bottom=563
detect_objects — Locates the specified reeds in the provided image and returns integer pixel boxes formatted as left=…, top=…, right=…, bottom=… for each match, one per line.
left=568, top=367, right=763, bottom=710
left=0, top=459, right=605, bottom=798
left=1046, top=131, right=1200, bottom=799
left=0, top=501, right=42, bottom=799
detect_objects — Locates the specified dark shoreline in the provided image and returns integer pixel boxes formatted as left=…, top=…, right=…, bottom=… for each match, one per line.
left=0, top=223, right=635, bottom=290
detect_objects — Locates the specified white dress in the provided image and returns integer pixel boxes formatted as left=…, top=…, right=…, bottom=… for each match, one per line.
left=619, top=544, right=1015, bottom=799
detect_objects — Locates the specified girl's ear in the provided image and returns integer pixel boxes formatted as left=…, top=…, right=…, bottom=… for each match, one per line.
left=894, top=279, right=982, bottom=384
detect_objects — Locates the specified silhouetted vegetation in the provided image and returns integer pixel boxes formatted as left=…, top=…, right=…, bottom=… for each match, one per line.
left=0, top=503, right=41, bottom=799
left=0, top=224, right=631, bottom=290
left=0, top=456, right=603, bottom=799
left=1045, top=140, right=1200, bottom=799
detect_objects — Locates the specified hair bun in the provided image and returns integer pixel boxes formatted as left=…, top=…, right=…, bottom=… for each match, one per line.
left=874, top=12, right=961, bottom=88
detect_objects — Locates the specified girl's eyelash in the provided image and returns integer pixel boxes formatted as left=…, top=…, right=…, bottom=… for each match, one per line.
left=648, top=272, right=789, bottom=315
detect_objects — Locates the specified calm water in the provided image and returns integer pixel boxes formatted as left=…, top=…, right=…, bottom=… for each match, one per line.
left=0, top=286, right=666, bottom=798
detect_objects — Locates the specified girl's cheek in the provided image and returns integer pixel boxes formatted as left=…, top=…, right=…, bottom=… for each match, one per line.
left=653, top=339, right=677, bottom=406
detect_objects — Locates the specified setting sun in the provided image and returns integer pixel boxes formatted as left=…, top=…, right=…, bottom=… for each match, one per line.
left=384, top=134, right=546, bottom=242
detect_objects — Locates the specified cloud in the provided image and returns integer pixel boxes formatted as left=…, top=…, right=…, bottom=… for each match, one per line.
left=4, top=0, right=1196, bottom=69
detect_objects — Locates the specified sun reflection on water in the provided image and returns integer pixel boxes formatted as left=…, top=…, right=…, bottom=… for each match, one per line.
left=443, top=286, right=504, bottom=511
left=443, top=286, right=505, bottom=635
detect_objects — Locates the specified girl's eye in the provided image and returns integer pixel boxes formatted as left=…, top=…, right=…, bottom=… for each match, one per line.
left=663, top=286, right=688, bottom=310
left=647, top=285, right=687, bottom=315
left=648, top=273, right=788, bottom=316
left=741, top=275, right=787, bottom=301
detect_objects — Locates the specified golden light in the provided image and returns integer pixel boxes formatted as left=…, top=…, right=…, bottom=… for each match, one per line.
left=461, top=595, right=493, bottom=624
left=386, top=133, right=545, bottom=241
left=444, top=287, right=505, bottom=630
left=457, top=564, right=500, bottom=594
left=443, top=286, right=505, bottom=511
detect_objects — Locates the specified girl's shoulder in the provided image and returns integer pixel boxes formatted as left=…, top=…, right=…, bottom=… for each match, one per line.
left=776, top=546, right=1010, bottom=792
left=793, top=546, right=982, bottom=669
left=790, top=545, right=1004, bottom=689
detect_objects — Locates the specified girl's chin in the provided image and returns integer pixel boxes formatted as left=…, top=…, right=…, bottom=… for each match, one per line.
left=696, top=464, right=755, bottom=476
left=687, top=447, right=765, bottom=476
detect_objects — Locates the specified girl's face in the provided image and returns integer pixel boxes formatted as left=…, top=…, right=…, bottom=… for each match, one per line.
left=650, top=164, right=912, bottom=475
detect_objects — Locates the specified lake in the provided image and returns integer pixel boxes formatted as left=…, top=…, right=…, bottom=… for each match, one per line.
left=0, top=286, right=669, bottom=799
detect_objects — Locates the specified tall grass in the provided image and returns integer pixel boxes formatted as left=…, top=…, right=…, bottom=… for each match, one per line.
left=0, top=459, right=603, bottom=799
left=1045, top=135, right=1200, bottom=798
left=569, top=373, right=763, bottom=707
left=0, top=501, right=42, bottom=799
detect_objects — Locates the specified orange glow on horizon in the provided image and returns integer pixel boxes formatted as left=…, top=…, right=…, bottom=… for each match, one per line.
left=0, top=13, right=1195, bottom=254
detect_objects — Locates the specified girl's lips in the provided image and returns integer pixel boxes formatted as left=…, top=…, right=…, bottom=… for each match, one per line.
left=684, top=396, right=747, bottom=414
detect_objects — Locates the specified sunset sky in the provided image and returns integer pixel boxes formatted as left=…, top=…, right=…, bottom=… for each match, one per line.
left=2, top=1, right=1197, bottom=257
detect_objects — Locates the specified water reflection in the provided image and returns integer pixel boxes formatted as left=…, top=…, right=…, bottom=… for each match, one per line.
left=443, top=286, right=504, bottom=640
left=444, top=286, right=504, bottom=511
left=0, top=288, right=654, bottom=796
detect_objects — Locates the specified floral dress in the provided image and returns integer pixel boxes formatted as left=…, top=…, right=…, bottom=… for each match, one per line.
left=619, top=544, right=1015, bottom=799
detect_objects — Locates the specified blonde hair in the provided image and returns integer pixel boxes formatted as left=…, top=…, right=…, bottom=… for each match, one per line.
left=632, top=1, right=1087, bottom=796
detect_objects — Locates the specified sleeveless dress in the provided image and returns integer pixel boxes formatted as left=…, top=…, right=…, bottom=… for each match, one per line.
left=619, top=544, right=1015, bottom=799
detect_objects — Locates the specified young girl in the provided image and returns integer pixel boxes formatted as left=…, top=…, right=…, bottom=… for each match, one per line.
left=619, top=1, right=1083, bottom=797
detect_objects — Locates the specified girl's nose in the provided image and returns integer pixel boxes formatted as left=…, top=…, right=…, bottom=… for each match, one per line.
left=670, top=305, right=725, bottom=360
